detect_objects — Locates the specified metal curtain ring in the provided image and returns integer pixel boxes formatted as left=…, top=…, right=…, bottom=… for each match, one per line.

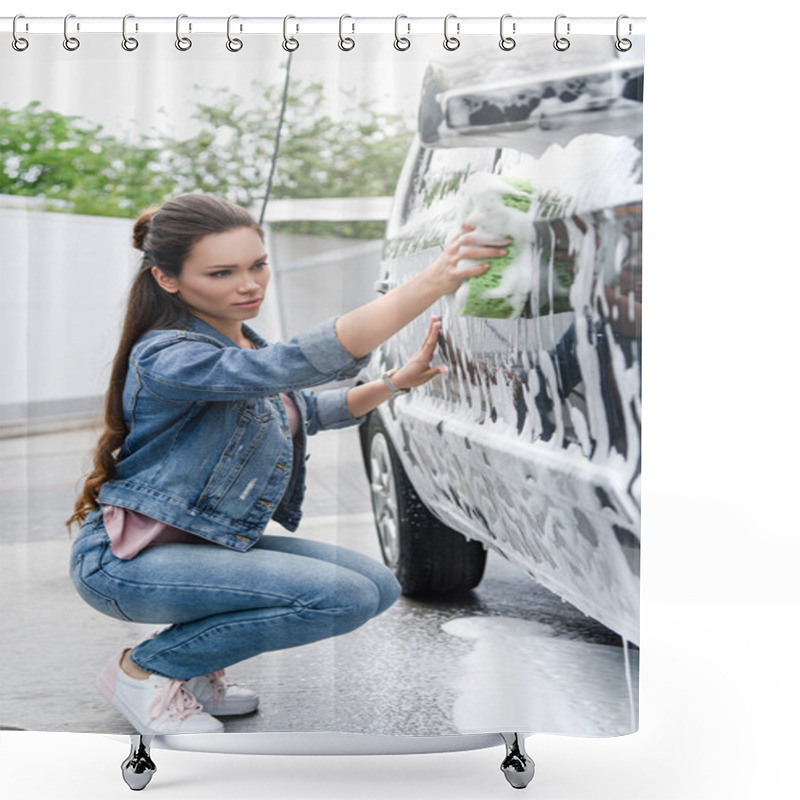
left=338, top=15, right=355, bottom=51
left=615, top=14, right=632, bottom=51
left=394, top=15, right=410, bottom=51
left=226, top=15, right=243, bottom=51
left=499, top=13, right=515, bottom=50
left=553, top=14, right=570, bottom=51
left=443, top=14, right=460, bottom=51
left=175, top=14, right=192, bottom=51
left=122, top=14, right=139, bottom=51
left=63, top=13, right=80, bottom=51
left=283, top=15, right=299, bottom=51
left=12, top=15, right=29, bottom=51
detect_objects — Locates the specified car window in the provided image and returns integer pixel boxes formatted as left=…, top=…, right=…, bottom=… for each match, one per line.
left=385, top=136, right=641, bottom=456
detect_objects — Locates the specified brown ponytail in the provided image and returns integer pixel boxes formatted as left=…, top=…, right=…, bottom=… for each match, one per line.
left=66, top=194, right=263, bottom=531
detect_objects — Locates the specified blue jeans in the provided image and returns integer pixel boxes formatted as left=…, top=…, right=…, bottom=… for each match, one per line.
left=69, top=514, right=401, bottom=680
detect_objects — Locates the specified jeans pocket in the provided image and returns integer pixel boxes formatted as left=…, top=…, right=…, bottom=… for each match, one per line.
left=70, top=552, right=134, bottom=622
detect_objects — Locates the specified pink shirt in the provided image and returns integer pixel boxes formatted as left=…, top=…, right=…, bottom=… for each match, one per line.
left=279, top=392, right=301, bottom=437
left=106, top=392, right=301, bottom=560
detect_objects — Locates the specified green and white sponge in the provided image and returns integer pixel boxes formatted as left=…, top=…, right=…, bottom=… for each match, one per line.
left=454, top=174, right=536, bottom=319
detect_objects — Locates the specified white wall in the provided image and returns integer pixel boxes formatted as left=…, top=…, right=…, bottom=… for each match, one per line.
left=0, top=206, right=134, bottom=423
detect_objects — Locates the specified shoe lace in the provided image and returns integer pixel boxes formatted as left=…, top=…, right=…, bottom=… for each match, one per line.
left=205, top=669, right=231, bottom=706
left=149, top=679, right=204, bottom=722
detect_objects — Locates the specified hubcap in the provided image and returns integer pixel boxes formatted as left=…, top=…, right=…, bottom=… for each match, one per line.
left=368, top=432, right=400, bottom=569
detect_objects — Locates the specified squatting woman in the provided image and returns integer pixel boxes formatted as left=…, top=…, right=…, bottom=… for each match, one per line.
left=67, top=193, right=506, bottom=735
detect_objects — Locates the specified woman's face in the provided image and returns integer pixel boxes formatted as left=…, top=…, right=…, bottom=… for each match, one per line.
left=152, top=226, right=269, bottom=337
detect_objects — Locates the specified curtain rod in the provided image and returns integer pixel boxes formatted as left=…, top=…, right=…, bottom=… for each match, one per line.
left=1, top=16, right=646, bottom=37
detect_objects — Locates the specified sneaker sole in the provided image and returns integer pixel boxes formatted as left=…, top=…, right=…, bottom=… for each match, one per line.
left=204, top=697, right=260, bottom=716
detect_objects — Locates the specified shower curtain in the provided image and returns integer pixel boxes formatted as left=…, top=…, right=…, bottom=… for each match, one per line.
left=0, top=13, right=643, bottom=765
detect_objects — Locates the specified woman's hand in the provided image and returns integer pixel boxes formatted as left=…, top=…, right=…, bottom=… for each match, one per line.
left=390, top=316, right=448, bottom=390
left=334, top=224, right=508, bottom=361
left=425, top=223, right=509, bottom=297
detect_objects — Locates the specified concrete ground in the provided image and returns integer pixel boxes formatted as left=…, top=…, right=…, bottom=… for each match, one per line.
left=1, top=424, right=636, bottom=737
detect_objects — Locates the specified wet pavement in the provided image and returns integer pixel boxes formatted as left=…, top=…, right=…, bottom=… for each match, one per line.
left=0, top=423, right=636, bottom=737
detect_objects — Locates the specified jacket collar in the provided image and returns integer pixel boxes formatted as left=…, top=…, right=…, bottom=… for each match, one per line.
left=184, top=314, right=267, bottom=349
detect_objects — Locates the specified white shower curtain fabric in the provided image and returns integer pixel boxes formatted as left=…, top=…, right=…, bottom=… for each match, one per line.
left=0, top=27, right=643, bottom=739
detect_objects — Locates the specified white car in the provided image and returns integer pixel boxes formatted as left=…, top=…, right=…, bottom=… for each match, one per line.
left=358, top=40, right=643, bottom=645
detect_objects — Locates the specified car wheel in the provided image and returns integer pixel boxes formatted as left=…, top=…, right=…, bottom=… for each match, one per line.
left=365, top=412, right=487, bottom=596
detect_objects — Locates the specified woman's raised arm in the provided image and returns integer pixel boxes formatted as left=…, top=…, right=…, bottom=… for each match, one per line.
left=333, top=225, right=508, bottom=359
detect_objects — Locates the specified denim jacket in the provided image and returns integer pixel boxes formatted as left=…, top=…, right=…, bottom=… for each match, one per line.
left=95, top=313, right=371, bottom=550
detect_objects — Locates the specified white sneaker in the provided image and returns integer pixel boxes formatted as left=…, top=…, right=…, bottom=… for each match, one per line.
left=184, top=670, right=259, bottom=716
left=95, top=652, right=224, bottom=735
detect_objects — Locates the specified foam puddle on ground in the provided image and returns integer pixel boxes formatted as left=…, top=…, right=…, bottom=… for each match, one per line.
left=441, top=616, right=638, bottom=736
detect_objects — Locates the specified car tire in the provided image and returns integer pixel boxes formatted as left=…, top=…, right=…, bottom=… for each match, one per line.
left=365, top=412, right=487, bottom=597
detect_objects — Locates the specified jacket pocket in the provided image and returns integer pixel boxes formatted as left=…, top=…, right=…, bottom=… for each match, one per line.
left=233, top=397, right=273, bottom=423
left=196, top=413, right=274, bottom=516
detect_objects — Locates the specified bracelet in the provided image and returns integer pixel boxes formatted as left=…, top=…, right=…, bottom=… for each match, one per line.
left=381, top=369, right=411, bottom=397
